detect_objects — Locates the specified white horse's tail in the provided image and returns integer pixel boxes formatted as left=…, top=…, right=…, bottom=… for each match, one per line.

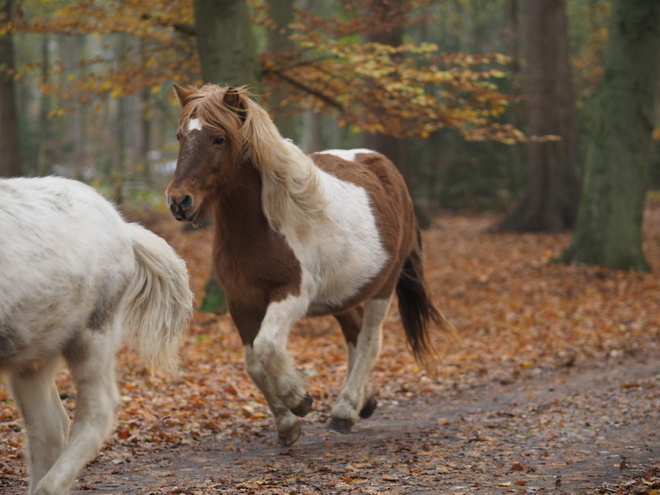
left=122, top=223, right=193, bottom=370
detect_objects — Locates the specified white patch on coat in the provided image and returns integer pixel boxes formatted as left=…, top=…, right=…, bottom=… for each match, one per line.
left=277, top=162, right=389, bottom=313
left=332, top=297, right=391, bottom=422
left=187, top=117, right=203, bottom=132
left=316, top=148, right=375, bottom=162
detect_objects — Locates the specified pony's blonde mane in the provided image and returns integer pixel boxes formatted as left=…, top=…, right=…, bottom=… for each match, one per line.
left=179, top=85, right=328, bottom=237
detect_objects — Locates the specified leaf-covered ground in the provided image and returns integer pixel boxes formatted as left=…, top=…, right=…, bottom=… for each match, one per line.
left=1, top=206, right=659, bottom=494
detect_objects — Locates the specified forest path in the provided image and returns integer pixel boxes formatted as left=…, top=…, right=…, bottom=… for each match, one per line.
left=35, top=353, right=660, bottom=495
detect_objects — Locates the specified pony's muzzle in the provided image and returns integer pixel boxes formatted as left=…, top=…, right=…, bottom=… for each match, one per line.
left=167, top=194, right=196, bottom=222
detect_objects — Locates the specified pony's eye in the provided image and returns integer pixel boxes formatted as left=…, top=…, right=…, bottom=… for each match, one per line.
left=213, top=136, right=225, bottom=146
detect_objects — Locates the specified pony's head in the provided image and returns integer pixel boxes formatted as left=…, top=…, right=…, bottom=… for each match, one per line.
left=165, top=84, right=253, bottom=223
left=166, top=83, right=326, bottom=236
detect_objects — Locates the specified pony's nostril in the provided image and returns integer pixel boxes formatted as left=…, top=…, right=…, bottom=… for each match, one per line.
left=180, top=195, right=194, bottom=211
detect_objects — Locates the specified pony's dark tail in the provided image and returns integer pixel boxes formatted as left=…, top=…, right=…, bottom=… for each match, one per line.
left=396, top=228, right=454, bottom=365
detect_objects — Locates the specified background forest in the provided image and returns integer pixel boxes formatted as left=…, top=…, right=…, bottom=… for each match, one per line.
left=2, top=2, right=660, bottom=493
left=1, top=0, right=639, bottom=210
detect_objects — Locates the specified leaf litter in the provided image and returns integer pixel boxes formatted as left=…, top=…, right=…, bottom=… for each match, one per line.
left=1, top=204, right=660, bottom=494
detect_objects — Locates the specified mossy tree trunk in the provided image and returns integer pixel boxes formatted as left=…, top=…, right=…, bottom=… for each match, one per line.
left=193, top=0, right=260, bottom=312
left=0, top=0, right=21, bottom=177
left=558, top=0, right=660, bottom=271
left=497, top=0, right=580, bottom=233
left=265, top=0, right=296, bottom=140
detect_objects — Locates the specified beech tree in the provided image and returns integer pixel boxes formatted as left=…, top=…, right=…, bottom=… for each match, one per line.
left=558, top=0, right=660, bottom=271
left=497, top=0, right=580, bottom=233
left=0, top=0, right=21, bottom=177
left=193, top=0, right=260, bottom=313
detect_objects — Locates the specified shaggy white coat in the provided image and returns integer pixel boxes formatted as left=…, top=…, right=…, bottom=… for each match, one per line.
left=0, top=176, right=193, bottom=495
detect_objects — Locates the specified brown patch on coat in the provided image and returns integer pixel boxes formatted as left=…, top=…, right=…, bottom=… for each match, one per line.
left=210, top=161, right=302, bottom=346
left=311, top=151, right=417, bottom=307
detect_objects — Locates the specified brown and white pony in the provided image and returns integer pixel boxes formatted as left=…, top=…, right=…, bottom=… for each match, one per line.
left=166, top=84, right=450, bottom=446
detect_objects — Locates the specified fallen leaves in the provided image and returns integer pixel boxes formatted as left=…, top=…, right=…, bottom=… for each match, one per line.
left=2, top=204, right=660, bottom=492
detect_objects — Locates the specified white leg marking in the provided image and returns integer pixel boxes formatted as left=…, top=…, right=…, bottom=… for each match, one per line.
left=247, top=294, right=310, bottom=441
left=252, top=294, right=310, bottom=407
left=243, top=345, right=298, bottom=440
left=331, top=297, right=391, bottom=424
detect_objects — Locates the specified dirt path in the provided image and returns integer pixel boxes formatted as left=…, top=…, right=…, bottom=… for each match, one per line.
left=4, top=354, right=657, bottom=495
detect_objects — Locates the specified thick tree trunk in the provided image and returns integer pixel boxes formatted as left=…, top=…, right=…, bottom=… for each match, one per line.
left=0, top=0, right=21, bottom=177
left=37, top=34, right=51, bottom=175
left=193, top=0, right=260, bottom=313
left=498, top=0, right=580, bottom=233
left=194, top=0, right=259, bottom=87
left=558, top=0, right=660, bottom=271
left=359, top=1, right=418, bottom=215
left=265, top=0, right=296, bottom=140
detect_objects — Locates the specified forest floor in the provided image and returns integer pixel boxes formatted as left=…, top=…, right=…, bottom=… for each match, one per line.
left=2, top=206, right=660, bottom=495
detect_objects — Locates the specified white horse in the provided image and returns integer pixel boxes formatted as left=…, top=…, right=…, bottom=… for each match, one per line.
left=0, top=176, right=193, bottom=495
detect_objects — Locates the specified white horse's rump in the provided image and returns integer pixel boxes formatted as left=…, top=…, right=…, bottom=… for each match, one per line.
left=0, top=176, right=193, bottom=495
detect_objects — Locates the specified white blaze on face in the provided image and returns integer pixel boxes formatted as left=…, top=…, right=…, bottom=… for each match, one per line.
left=187, top=118, right=203, bottom=132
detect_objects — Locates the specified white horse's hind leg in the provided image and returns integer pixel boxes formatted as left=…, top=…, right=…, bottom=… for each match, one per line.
left=329, top=297, right=391, bottom=433
left=33, top=333, right=120, bottom=495
left=6, top=357, right=70, bottom=494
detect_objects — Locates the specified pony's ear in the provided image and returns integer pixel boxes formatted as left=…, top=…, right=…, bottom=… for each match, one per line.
left=172, top=84, right=194, bottom=108
left=223, top=87, right=248, bottom=123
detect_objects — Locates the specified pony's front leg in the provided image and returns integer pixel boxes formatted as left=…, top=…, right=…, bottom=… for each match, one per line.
left=6, top=357, right=70, bottom=494
left=329, top=297, right=391, bottom=433
left=243, top=295, right=311, bottom=446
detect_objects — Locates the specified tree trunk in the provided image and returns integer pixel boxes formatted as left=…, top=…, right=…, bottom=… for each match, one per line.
left=360, top=4, right=406, bottom=187
left=558, top=0, right=660, bottom=271
left=37, top=34, right=51, bottom=175
left=193, top=0, right=260, bottom=313
left=359, top=0, right=431, bottom=226
left=497, top=0, right=581, bottom=233
left=301, top=111, right=323, bottom=152
left=265, top=0, right=296, bottom=140
left=194, top=0, right=259, bottom=87
left=0, top=0, right=22, bottom=177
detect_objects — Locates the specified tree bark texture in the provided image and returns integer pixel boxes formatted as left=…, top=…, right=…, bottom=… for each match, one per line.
left=194, top=0, right=260, bottom=88
left=265, top=0, right=296, bottom=140
left=0, top=0, right=22, bottom=177
left=359, top=0, right=410, bottom=191
left=559, top=0, right=660, bottom=271
left=498, top=0, right=581, bottom=233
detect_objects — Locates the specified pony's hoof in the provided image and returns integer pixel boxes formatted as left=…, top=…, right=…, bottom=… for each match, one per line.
left=359, top=397, right=378, bottom=419
left=328, top=416, right=353, bottom=434
left=290, top=392, right=313, bottom=417
left=278, top=421, right=301, bottom=447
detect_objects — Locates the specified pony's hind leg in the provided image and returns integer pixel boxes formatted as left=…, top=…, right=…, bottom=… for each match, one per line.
left=32, top=330, right=120, bottom=495
left=6, top=356, right=70, bottom=494
left=329, top=298, right=391, bottom=434
left=334, top=307, right=377, bottom=420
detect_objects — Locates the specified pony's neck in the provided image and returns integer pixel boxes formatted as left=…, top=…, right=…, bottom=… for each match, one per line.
left=213, top=160, right=267, bottom=230
left=243, top=104, right=328, bottom=239
left=257, top=139, right=328, bottom=239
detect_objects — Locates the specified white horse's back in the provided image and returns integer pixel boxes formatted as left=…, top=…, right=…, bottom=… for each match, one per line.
left=0, top=177, right=135, bottom=371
